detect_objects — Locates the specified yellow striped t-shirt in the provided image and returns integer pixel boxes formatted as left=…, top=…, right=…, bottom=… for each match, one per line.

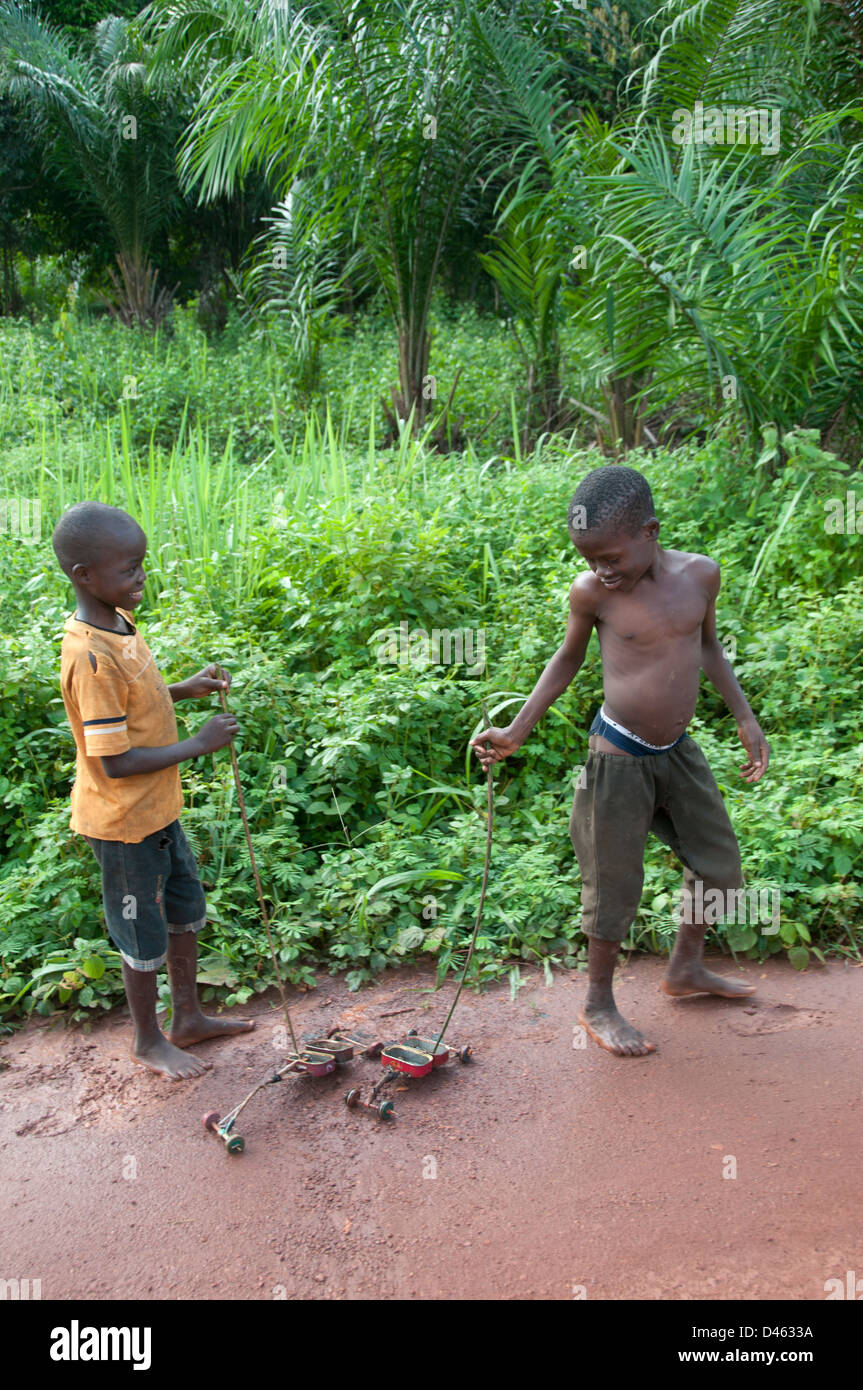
left=59, top=609, right=183, bottom=842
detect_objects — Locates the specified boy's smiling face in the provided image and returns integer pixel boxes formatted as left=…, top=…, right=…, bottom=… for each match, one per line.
left=570, top=518, right=659, bottom=592
left=71, top=525, right=148, bottom=612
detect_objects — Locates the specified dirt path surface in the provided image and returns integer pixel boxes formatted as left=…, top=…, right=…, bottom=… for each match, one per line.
left=2, top=956, right=860, bottom=1301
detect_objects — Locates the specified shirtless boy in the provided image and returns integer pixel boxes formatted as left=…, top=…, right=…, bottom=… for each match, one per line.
left=471, top=465, right=769, bottom=1056
left=53, top=500, right=254, bottom=1079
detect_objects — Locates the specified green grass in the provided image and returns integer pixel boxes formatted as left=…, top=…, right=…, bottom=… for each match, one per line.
left=1, top=307, right=861, bottom=1026
left=0, top=292, right=526, bottom=464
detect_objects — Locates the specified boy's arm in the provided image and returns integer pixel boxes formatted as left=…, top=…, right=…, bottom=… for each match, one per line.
left=71, top=646, right=238, bottom=780
left=167, top=664, right=231, bottom=703
left=101, top=715, right=238, bottom=778
left=507, top=578, right=595, bottom=746
left=472, top=578, right=595, bottom=765
left=700, top=563, right=770, bottom=782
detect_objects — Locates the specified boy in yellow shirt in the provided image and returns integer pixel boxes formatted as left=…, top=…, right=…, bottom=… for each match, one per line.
left=53, top=501, right=254, bottom=1079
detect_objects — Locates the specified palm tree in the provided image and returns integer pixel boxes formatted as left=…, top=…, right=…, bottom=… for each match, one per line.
left=556, top=0, right=863, bottom=452
left=241, top=174, right=365, bottom=402
left=0, top=1, right=184, bottom=324
left=463, top=3, right=655, bottom=447
left=471, top=10, right=578, bottom=447
left=143, top=0, right=577, bottom=441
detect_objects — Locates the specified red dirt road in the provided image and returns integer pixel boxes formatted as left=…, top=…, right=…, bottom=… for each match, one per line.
left=1, top=957, right=860, bottom=1301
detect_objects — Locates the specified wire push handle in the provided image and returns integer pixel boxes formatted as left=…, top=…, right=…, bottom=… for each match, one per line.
left=213, top=662, right=299, bottom=1055
left=432, top=699, right=494, bottom=1053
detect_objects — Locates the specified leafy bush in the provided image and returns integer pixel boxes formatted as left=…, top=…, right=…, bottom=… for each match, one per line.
left=1, top=316, right=861, bottom=1026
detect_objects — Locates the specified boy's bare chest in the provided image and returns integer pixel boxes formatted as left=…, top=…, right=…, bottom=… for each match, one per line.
left=600, top=583, right=706, bottom=646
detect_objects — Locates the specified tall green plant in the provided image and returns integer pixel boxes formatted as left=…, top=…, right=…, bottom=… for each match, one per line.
left=239, top=176, right=362, bottom=400
left=552, top=0, right=863, bottom=452
left=479, top=194, right=570, bottom=447
left=0, top=1, right=184, bottom=322
left=142, top=0, right=574, bottom=443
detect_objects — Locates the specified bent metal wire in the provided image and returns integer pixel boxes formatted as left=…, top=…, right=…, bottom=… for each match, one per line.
left=201, top=686, right=492, bottom=1152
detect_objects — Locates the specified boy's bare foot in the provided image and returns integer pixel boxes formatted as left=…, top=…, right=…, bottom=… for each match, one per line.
left=168, top=1014, right=256, bottom=1048
left=578, top=1006, right=657, bottom=1057
left=131, top=1035, right=211, bottom=1080
left=660, top=965, right=756, bottom=998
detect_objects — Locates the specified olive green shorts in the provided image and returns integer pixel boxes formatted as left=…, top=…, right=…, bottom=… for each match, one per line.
left=569, top=736, right=742, bottom=942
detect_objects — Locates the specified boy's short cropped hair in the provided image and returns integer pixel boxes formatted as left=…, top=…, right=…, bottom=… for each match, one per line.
left=52, top=501, right=141, bottom=577
left=568, top=465, right=655, bottom=537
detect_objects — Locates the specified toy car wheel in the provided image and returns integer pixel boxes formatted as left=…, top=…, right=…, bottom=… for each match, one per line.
left=226, top=1135, right=245, bottom=1154
left=459, top=1046, right=472, bottom=1063
left=406, top=1028, right=418, bottom=1037
left=202, top=1111, right=220, bottom=1132
left=345, top=1089, right=360, bottom=1109
left=378, top=1100, right=395, bottom=1120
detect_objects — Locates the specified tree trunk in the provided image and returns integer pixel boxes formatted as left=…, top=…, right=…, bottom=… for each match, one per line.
left=1, top=244, right=22, bottom=317
left=380, top=323, right=432, bottom=438
left=106, top=252, right=177, bottom=328
left=601, top=371, right=651, bottom=452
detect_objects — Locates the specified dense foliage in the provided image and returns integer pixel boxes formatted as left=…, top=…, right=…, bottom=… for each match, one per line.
left=0, top=308, right=861, bottom=1025
left=1, top=1, right=861, bottom=457
left=0, top=0, right=861, bottom=1025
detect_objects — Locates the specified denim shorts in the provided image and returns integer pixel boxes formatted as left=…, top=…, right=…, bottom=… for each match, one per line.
left=569, top=736, right=742, bottom=942
left=83, top=819, right=207, bottom=971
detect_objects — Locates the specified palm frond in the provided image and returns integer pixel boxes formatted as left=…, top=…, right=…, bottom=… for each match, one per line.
left=562, top=105, right=863, bottom=444
left=632, top=0, right=821, bottom=123
left=479, top=194, right=564, bottom=359
left=469, top=5, right=574, bottom=184
left=1, top=0, right=185, bottom=290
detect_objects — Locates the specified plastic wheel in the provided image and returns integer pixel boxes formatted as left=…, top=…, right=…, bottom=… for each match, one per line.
left=202, top=1111, right=220, bottom=1132
left=406, top=1028, right=418, bottom=1037
left=226, top=1135, right=245, bottom=1154
left=458, top=1046, right=472, bottom=1063
left=378, top=1100, right=395, bottom=1120
left=345, top=1089, right=360, bottom=1109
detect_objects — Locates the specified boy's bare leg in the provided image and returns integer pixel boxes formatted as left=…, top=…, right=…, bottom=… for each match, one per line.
left=123, top=961, right=211, bottom=1079
left=166, top=930, right=256, bottom=1046
left=578, top=937, right=657, bottom=1057
left=661, top=918, right=757, bottom=997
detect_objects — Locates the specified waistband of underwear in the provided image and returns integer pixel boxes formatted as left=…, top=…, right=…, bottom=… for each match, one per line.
left=589, top=705, right=689, bottom=757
